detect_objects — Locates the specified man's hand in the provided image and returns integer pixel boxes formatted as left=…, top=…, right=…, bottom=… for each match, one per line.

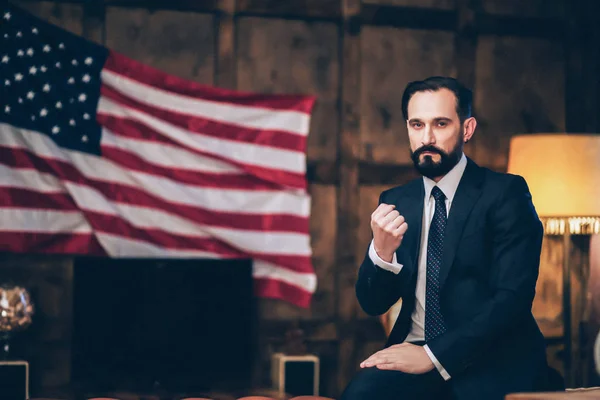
left=360, top=343, right=434, bottom=374
left=371, top=203, right=408, bottom=262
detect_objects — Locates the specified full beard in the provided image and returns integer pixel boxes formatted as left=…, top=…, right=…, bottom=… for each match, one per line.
left=410, top=140, right=463, bottom=180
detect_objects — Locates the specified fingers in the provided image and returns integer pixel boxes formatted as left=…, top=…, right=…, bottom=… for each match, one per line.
left=373, top=208, right=404, bottom=229
left=375, top=363, right=402, bottom=371
left=361, top=356, right=387, bottom=368
left=384, top=215, right=405, bottom=232
left=360, top=349, right=393, bottom=368
left=371, top=203, right=394, bottom=221
left=360, top=343, right=412, bottom=368
left=371, top=204, right=407, bottom=232
left=360, top=353, right=381, bottom=368
left=380, top=211, right=401, bottom=229
left=392, top=221, right=408, bottom=237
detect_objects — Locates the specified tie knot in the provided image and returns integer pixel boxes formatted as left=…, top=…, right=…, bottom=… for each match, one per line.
left=431, top=186, right=446, bottom=201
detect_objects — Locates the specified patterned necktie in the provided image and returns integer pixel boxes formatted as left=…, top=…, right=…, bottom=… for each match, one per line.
left=425, top=186, right=448, bottom=341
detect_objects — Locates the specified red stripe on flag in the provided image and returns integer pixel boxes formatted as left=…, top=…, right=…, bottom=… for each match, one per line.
left=83, top=211, right=314, bottom=273
left=0, top=192, right=312, bottom=272
left=100, top=85, right=308, bottom=152
left=104, top=51, right=316, bottom=114
left=254, top=277, right=312, bottom=308
left=0, top=231, right=106, bottom=255
left=0, top=146, right=310, bottom=233
left=0, top=187, right=76, bottom=210
left=97, top=115, right=308, bottom=190
left=101, top=146, right=289, bottom=191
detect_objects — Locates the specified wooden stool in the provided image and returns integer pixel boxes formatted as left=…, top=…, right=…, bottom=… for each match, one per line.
left=237, top=388, right=290, bottom=400
left=236, top=397, right=277, bottom=400
left=289, top=397, right=336, bottom=400
left=181, top=397, right=214, bottom=400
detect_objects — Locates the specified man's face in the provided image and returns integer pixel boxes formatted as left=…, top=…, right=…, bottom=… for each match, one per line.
left=406, top=88, right=466, bottom=180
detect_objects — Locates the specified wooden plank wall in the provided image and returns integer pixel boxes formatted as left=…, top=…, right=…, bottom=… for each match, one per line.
left=5, top=0, right=600, bottom=396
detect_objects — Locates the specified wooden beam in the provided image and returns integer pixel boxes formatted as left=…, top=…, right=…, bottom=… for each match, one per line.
left=360, top=4, right=456, bottom=31
left=237, top=0, right=341, bottom=20
left=307, top=161, right=507, bottom=185
left=102, top=0, right=219, bottom=12
left=306, top=161, right=338, bottom=185
left=260, top=320, right=338, bottom=342
left=82, top=1, right=105, bottom=45
left=308, top=162, right=415, bottom=186
left=454, top=0, right=479, bottom=88
left=476, top=14, right=565, bottom=40
left=15, top=0, right=568, bottom=41
left=336, top=0, right=361, bottom=396
left=358, top=163, right=420, bottom=185
left=215, top=0, right=236, bottom=89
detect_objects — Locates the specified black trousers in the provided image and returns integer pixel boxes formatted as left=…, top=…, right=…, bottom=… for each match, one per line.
left=340, top=341, right=453, bottom=400
left=340, top=366, right=453, bottom=400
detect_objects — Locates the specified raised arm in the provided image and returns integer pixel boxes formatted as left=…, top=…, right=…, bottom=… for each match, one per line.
left=356, top=192, right=414, bottom=316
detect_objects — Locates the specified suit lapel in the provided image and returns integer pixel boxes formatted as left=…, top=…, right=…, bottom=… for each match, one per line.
left=439, top=158, right=485, bottom=289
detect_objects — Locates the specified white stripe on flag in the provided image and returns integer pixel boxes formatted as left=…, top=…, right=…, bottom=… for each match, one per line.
left=0, top=208, right=316, bottom=293
left=0, top=167, right=312, bottom=255
left=101, top=129, right=244, bottom=174
left=97, top=97, right=307, bottom=174
left=101, top=69, right=312, bottom=136
left=65, top=183, right=312, bottom=255
left=0, top=163, right=66, bottom=193
left=0, top=208, right=91, bottom=233
left=95, top=232, right=223, bottom=258
left=253, top=259, right=317, bottom=293
left=0, top=124, right=311, bottom=217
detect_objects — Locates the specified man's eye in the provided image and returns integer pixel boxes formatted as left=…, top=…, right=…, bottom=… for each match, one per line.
left=438, top=121, right=447, bottom=127
left=412, top=123, right=423, bottom=128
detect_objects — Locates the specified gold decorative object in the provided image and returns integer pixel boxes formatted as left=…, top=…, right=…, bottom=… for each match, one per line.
left=0, top=284, right=34, bottom=359
left=508, top=133, right=600, bottom=386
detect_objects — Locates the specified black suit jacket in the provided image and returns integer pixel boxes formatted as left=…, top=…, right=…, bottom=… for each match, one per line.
left=356, top=157, right=552, bottom=399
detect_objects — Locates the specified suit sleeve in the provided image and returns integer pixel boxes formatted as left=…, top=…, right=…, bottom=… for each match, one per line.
left=426, top=175, right=543, bottom=376
left=355, top=191, right=415, bottom=316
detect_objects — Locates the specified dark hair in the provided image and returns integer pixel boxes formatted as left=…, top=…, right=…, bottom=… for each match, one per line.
left=401, top=76, right=473, bottom=122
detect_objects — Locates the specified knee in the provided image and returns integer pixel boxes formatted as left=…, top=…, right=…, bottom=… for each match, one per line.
left=340, top=371, right=379, bottom=400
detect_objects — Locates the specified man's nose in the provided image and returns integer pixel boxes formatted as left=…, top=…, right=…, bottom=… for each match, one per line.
left=422, top=126, right=435, bottom=145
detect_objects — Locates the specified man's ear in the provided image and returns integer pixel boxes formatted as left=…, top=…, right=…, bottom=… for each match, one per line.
left=463, top=117, right=477, bottom=143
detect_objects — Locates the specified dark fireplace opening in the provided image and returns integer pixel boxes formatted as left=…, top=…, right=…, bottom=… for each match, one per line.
left=71, top=257, right=257, bottom=394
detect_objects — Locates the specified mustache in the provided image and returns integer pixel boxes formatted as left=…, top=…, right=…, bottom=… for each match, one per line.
left=413, top=145, right=447, bottom=157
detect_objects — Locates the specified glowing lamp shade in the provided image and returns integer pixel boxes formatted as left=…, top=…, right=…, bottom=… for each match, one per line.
left=507, top=134, right=600, bottom=234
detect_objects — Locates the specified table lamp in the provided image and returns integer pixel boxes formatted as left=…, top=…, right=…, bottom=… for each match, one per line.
left=507, top=133, right=600, bottom=387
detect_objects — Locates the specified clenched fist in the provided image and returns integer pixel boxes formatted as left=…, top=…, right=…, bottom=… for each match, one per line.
left=371, top=204, right=408, bottom=263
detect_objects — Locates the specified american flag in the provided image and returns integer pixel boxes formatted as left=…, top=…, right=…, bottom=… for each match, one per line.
left=0, top=4, right=317, bottom=307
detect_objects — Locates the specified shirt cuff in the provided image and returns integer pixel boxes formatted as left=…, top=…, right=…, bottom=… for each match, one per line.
left=368, top=240, right=403, bottom=274
left=424, top=344, right=451, bottom=381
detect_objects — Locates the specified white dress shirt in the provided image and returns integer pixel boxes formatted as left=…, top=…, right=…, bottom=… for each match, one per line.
left=368, top=152, right=468, bottom=380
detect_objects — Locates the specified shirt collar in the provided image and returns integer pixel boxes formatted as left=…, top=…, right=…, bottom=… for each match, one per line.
left=423, top=152, right=467, bottom=203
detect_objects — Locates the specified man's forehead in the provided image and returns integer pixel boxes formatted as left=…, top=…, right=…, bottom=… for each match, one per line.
left=407, top=90, right=458, bottom=120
